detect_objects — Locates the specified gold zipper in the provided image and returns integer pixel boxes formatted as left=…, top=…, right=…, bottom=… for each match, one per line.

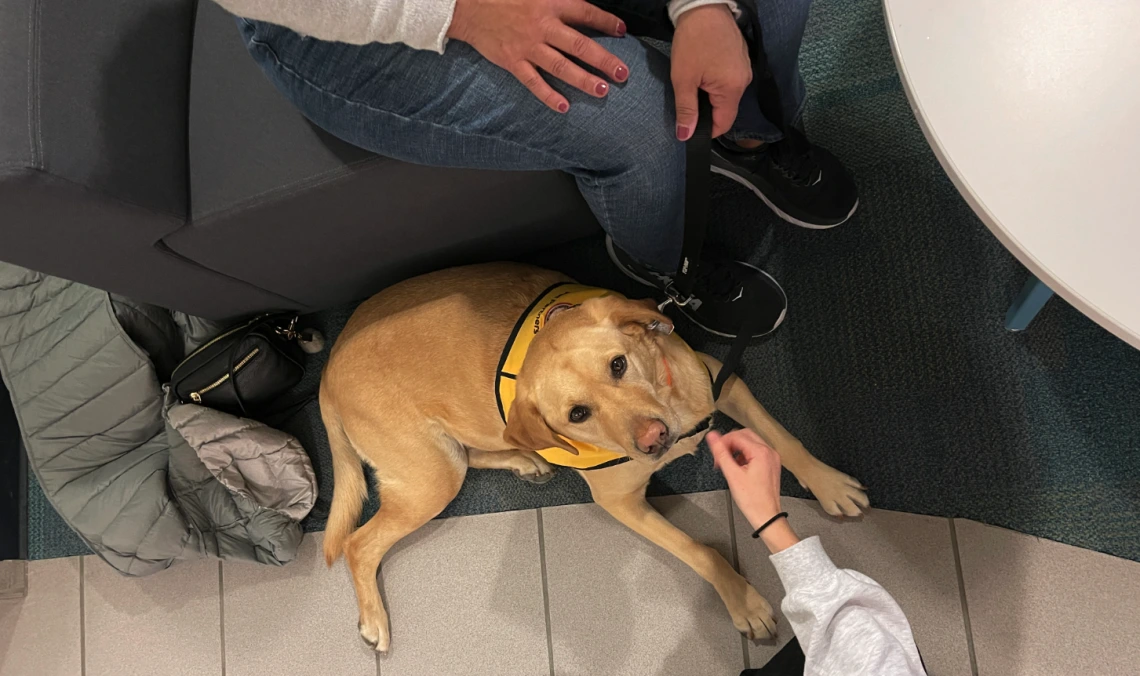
left=173, top=314, right=271, bottom=380
left=189, top=348, right=260, bottom=403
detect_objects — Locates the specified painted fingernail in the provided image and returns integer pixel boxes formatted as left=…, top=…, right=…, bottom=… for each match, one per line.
left=615, top=65, right=628, bottom=82
left=676, top=124, right=692, bottom=141
left=616, top=21, right=627, bottom=36
left=595, top=81, right=609, bottom=96
left=557, top=101, right=569, bottom=113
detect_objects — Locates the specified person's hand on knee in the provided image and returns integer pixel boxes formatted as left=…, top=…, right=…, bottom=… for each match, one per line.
left=447, top=0, right=630, bottom=114
left=670, top=4, right=752, bottom=140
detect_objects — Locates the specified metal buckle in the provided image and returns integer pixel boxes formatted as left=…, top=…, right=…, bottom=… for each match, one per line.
left=658, top=284, right=698, bottom=312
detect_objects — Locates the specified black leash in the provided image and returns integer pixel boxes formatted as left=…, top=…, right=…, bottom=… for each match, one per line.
left=665, top=94, right=715, bottom=309
left=711, top=308, right=767, bottom=400
left=664, top=96, right=758, bottom=404
left=664, top=2, right=791, bottom=404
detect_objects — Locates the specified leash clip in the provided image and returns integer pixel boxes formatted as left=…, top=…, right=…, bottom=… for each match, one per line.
left=659, top=284, right=700, bottom=313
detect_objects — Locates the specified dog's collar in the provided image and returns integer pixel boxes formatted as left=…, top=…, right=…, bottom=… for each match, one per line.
left=665, top=357, right=716, bottom=442
left=678, top=415, right=713, bottom=442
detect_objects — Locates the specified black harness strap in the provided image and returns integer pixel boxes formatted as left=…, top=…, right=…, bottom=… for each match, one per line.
left=677, top=414, right=713, bottom=441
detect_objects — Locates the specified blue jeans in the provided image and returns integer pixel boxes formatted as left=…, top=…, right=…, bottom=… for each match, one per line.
left=239, top=0, right=811, bottom=273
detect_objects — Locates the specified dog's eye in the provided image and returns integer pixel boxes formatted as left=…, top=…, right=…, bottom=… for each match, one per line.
left=610, top=355, right=627, bottom=379
left=568, top=405, right=591, bottom=423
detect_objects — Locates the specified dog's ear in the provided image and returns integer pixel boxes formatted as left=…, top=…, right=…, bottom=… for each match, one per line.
left=544, top=302, right=575, bottom=323
left=504, top=399, right=578, bottom=455
left=610, top=297, right=674, bottom=336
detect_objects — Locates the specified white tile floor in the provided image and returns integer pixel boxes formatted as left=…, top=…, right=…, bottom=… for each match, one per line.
left=4, top=491, right=1140, bottom=676
left=544, top=492, right=742, bottom=676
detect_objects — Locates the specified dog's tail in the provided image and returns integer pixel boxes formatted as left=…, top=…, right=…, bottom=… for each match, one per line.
left=320, top=393, right=367, bottom=568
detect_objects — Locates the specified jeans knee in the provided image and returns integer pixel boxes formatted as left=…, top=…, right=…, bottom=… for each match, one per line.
left=613, top=136, right=685, bottom=218
left=584, top=130, right=685, bottom=272
left=549, top=38, right=688, bottom=271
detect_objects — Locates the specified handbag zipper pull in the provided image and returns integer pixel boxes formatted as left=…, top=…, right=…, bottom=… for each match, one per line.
left=190, top=392, right=202, bottom=403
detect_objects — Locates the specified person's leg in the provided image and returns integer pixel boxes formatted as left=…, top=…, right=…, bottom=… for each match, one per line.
left=237, top=18, right=685, bottom=273
left=240, top=14, right=786, bottom=337
left=729, top=0, right=813, bottom=143
left=710, top=0, right=859, bottom=228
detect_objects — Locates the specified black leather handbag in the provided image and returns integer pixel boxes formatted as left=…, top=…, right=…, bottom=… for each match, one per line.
left=171, top=314, right=305, bottom=417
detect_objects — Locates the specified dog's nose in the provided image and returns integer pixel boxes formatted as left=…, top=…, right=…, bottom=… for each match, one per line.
left=636, top=419, right=670, bottom=455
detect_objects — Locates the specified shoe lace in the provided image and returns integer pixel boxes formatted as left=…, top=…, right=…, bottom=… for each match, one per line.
left=770, top=135, right=820, bottom=187
left=695, top=262, right=746, bottom=303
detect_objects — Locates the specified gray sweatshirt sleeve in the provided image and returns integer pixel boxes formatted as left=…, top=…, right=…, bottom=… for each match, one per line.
left=769, top=536, right=928, bottom=676
left=213, top=0, right=737, bottom=54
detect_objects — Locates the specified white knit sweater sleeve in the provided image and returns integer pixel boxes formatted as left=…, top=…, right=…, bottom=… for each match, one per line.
left=213, top=0, right=456, bottom=52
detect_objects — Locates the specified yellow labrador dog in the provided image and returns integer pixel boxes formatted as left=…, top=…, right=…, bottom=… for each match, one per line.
left=319, top=263, right=868, bottom=652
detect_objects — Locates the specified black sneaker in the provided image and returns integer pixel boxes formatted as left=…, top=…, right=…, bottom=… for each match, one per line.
left=606, top=236, right=786, bottom=338
left=711, top=128, right=858, bottom=229
left=605, top=236, right=674, bottom=290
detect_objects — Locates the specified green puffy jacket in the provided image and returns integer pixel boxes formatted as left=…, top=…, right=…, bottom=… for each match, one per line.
left=0, top=264, right=315, bottom=576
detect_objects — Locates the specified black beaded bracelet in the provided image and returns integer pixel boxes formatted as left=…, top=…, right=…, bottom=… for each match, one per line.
left=751, top=512, right=789, bottom=539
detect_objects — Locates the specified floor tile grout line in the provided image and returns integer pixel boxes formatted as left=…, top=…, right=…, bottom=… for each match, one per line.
left=949, top=519, right=979, bottom=676
left=726, top=489, right=742, bottom=572
left=377, top=563, right=384, bottom=676
left=536, top=508, right=556, bottom=676
left=218, top=561, right=227, bottom=676
left=79, top=556, right=86, bottom=676
left=725, top=490, right=751, bottom=671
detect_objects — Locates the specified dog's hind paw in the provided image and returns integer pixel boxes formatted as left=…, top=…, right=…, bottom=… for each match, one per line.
left=358, top=615, right=390, bottom=654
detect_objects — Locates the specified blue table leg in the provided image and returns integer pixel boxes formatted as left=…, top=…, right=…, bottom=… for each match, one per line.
left=1005, top=275, right=1054, bottom=331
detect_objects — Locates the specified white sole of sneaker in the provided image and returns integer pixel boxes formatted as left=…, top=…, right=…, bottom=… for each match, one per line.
left=710, top=164, right=859, bottom=230
left=677, top=261, right=788, bottom=339
left=605, top=236, right=661, bottom=289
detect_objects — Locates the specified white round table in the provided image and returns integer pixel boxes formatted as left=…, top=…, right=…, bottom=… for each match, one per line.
left=883, top=0, right=1140, bottom=349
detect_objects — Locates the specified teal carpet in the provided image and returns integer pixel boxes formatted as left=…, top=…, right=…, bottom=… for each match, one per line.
left=28, top=0, right=1140, bottom=562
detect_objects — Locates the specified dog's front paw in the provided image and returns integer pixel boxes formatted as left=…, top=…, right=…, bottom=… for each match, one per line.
left=803, top=463, right=869, bottom=517
left=358, top=612, right=391, bottom=654
left=723, top=581, right=777, bottom=640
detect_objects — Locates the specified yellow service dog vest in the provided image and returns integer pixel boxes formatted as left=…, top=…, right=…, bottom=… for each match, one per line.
left=495, top=283, right=631, bottom=470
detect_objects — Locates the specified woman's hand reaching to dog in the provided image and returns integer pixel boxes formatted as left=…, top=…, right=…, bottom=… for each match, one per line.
left=711, top=430, right=927, bottom=674
left=708, top=429, right=800, bottom=553
left=447, top=0, right=630, bottom=113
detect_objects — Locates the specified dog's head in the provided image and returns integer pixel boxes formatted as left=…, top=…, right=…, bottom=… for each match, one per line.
left=504, top=295, right=707, bottom=464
